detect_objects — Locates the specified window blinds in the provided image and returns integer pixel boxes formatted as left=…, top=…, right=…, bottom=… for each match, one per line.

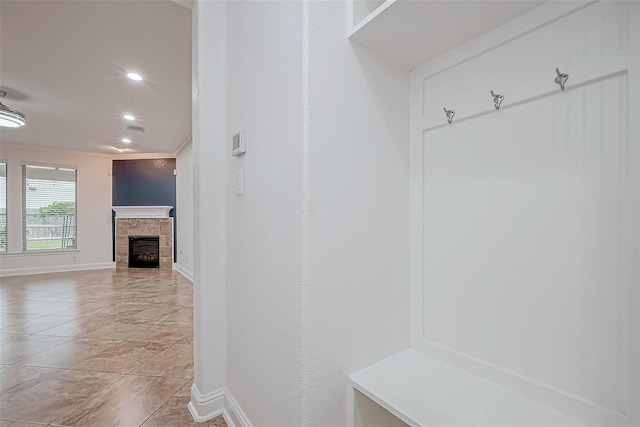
left=0, top=162, right=6, bottom=251
left=22, top=164, right=77, bottom=251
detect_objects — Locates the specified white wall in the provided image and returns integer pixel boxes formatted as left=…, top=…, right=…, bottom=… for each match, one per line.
left=0, top=143, right=113, bottom=275
left=224, top=1, right=305, bottom=425
left=194, top=1, right=410, bottom=426
left=304, top=2, right=410, bottom=426
left=176, top=138, right=194, bottom=280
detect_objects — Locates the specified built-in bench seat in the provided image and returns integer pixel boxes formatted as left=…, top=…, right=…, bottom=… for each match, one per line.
left=349, top=349, right=586, bottom=427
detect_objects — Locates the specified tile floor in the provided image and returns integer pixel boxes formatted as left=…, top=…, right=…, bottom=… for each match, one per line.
left=0, top=268, right=226, bottom=427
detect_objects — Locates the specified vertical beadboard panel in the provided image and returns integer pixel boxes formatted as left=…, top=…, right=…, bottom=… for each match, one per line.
left=422, top=72, right=630, bottom=419
left=421, top=1, right=627, bottom=131
left=412, top=1, right=636, bottom=424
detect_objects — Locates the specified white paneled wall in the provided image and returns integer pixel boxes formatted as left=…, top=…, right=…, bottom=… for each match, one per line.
left=411, top=2, right=638, bottom=425
left=420, top=1, right=628, bottom=132
left=424, top=75, right=628, bottom=410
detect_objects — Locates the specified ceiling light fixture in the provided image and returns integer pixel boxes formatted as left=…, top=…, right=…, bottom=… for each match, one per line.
left=0, top=90, right=26, bottom=128
left=121, top=138, right=132, bottom=144
left=126, top=72, right=142, bottom=81
left=123, top=114, right=135, bottom=121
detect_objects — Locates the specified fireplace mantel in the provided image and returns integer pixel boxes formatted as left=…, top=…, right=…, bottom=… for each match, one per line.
left=112, top=206, right=172, bottom=219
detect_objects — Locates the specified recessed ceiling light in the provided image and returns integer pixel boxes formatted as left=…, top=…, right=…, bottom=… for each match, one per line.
left=123, top=114, right=135, bottom=121
left=121, top=138, right=132, bottom=144
left=126, top=72, right=142, bottom=81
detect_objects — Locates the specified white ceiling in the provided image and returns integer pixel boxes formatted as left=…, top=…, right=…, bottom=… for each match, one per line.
left=0, top=0, right=191, bottom=155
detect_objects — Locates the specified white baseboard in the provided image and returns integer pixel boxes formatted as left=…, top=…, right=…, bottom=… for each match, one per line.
left=224, top=390, right=253, bottom=427
left=188, top=384, right=226, bottom=422
left=188, top=383, right=253, bottom=427
left=173, top=262, right=194, bottom=282
left=0, top=262, right=116, bottom=277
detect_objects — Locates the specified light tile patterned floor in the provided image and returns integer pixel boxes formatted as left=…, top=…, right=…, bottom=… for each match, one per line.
left=0, top=268, right=226, bottom=427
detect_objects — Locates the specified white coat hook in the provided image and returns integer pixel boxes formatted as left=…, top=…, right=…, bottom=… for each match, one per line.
left=490, top=90, right=504, bottom=110
left=443, top=107, right=455, bottom=124
left=555, top=67, right=569, bottom=91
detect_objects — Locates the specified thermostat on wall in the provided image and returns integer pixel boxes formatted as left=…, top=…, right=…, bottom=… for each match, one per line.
left=232, top=131, right=247, bottom=156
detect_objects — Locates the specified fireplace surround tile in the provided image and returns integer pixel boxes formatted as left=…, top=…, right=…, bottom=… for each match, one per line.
left=115, top=218, right=173, bottom=270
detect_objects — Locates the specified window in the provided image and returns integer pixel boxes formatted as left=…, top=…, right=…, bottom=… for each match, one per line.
left=22, top=164, right=77, bottom=251
left=0, top=162, right=6, bottom=251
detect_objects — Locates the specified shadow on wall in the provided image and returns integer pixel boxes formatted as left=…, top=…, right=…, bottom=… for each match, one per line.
left=352, top=41, right=410, bottom=165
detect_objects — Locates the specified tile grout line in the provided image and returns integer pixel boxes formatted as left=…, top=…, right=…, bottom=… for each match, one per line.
left=47, top=370, right=128, bottom=427
left=1, top=269, right=200, bottom=426
left=136, top=377, right=192, bottom=427
left=1, top=335, right=76, bottom=366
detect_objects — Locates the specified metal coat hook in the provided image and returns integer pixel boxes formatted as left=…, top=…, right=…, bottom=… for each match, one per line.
left=555, top=67, right=569, bottom=91
left=443, top=107, right=455, bottom=124
left=490, top=90, right=504, bottom=110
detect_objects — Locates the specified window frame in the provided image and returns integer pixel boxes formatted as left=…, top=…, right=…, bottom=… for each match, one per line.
left=21, top=161, right=78, bottom=252
left=0, top=160, right=6, bottom=252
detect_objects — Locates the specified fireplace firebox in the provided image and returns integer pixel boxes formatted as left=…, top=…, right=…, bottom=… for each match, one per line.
left=128, top=236, right=160, bottom=268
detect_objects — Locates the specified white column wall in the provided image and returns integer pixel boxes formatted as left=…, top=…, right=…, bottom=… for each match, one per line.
left=191, top=0, right=226, bottom=403
left=224, top=1, right=305, bottom=426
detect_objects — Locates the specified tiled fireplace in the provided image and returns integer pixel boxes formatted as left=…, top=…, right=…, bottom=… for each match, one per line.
left=113, top=206, right=173, bottom=270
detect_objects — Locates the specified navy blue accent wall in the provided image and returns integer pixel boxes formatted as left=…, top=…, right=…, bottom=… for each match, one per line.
left=112, top=159, right=177, bottom=261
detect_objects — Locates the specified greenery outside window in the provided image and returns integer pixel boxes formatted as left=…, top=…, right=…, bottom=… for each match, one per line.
left=22, top=164, right=77, bottom=251
left=0, top=162, right=6, bottom=251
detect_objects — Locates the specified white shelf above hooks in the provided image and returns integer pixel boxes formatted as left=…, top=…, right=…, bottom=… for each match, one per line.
left=348, top=0, right=545, bottom=70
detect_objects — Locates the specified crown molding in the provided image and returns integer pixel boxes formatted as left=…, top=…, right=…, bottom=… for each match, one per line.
left=175, top=133, right=193, bottom=155
left=111, top=152, right=177, bottom=160
left=171, top=0, right=194, bottom=10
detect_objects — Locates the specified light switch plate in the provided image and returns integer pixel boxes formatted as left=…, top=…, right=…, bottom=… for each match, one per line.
left=235, top=170, right=244, bottom=195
